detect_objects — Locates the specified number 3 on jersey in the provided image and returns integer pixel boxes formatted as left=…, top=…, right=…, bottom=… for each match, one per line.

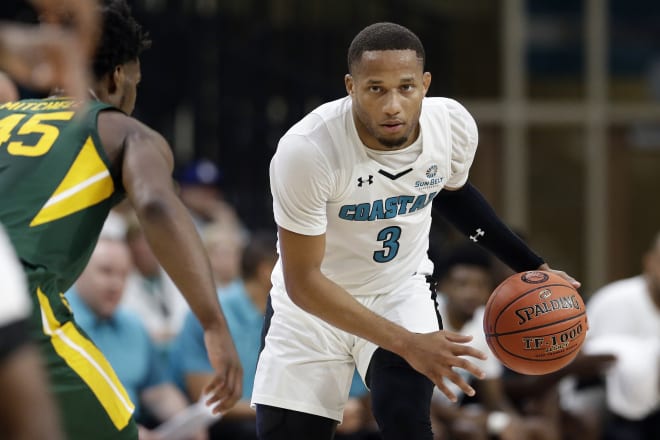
left=0, top=112, right=75, bottom=157
left=373, top=226, right=401, bottom=263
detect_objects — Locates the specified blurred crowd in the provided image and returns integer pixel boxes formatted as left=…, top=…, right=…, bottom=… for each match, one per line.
left=65, top=156, right=658, bottom=439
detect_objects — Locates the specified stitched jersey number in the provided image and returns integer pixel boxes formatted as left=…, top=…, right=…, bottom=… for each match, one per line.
left=0, top=111, right=75, bottom=157
left=373, top=226, right=401, bottom=263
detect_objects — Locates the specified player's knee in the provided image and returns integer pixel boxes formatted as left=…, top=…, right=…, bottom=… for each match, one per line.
left=372, top=396, right=433, bottom=439
left=256, top=404, right=337, bottom=440
left=367, top=348, right=434, bottom=439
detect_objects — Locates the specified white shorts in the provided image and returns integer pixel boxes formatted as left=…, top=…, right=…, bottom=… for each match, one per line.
left=251, top=274, right=440, bottom=422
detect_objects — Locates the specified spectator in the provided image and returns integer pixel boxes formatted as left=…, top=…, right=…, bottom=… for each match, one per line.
left=203, top=221, right=246, bottom=292
left=121, top=211, right=190, bottom=345
left=579, top=231, right=660, bottom=440
left=66, top=235, right=205, bottom=439
left=432, top=242, right=555, bottom=440
left=170, top=231, right=277, bottom=439
left=177, top=158, right=244, bottom=234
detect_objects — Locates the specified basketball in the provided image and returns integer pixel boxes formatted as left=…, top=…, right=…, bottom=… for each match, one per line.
left=483, top=270, right=588, bottom=375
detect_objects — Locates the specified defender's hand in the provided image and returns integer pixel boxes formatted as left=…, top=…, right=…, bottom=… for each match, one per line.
left=202, top=326, right=243, bottom=414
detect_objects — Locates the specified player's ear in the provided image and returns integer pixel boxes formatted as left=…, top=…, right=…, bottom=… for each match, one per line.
left=422, top=72, right=431, bottom=96
left=345, top=74, right=354, bottom=96
left=109, top=65, right=125, bottom=94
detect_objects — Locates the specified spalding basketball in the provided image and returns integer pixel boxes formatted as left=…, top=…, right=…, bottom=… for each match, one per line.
left=483, top=270, right=588, bottom=375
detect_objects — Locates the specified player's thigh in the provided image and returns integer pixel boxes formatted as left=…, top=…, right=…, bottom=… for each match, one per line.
left=366, top=347, right=435, bottom=439
left=39, top=323, right=137, bottom=440
left=254, top=292, right=355, bottom=421
left=353, top=276, right=440, bottom=381
left=256, top=404, right=338, bottom=440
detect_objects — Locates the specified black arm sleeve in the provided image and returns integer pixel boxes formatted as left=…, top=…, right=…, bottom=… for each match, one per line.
left=433, top=182, right=544, bottom=272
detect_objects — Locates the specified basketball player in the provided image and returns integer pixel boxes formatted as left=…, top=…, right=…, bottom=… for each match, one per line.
left=252, top=22, right=579, bottom=440
left=0, top=1, right=241, bottom=439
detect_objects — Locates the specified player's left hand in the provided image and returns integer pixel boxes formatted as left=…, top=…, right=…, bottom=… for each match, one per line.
left=537, top=263, right=581, bottom=289
left=202, top=325, right=243, bottom=414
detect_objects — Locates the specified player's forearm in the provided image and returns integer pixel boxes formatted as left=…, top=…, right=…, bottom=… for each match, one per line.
left=285, top=271, right=413, bottom=356
left=434, top=182, right=544, bottom=272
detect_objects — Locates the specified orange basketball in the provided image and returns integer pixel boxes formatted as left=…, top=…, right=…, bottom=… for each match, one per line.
left=483, top=270, right=588, bottom=375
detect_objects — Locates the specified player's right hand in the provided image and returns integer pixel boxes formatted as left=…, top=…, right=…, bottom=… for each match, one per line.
left=401, top=330, right=487, bottom=402
left=202, top=325, right=243, bottom=414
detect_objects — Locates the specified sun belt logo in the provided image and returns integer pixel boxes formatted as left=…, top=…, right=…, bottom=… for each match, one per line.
left=415, top=164, right=444, bottom=189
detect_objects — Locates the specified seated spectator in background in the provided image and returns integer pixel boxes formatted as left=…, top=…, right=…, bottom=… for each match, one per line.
left=432, top=242, right=554, bottom=440
left=503, top=352, right=614, bottom=440
left=121, top=212, right=190, bottom=346
left=485, top=229, right=615, bottom=440
left=171, top=231, right=277, bottom=440
left=66, top=235, right=205, bottom=439
left=176, top=158, right=244, bottom=234
left=203, top=221, right=246, bottom=292
left=579, top=231, right=660, bottom=440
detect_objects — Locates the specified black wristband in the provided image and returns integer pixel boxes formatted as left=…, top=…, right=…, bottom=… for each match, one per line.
left=433, top=182, right=544, bottom=272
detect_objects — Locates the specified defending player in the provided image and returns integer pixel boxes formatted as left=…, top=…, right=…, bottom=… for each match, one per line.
left=252, top=22, right=578, bottom=439
left=0, top=1, right=241, bottom=438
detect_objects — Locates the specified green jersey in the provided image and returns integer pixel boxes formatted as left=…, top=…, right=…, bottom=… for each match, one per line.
left=0, top=97, right=138, bottom=438
left=0, top=97, right=124, bottom=309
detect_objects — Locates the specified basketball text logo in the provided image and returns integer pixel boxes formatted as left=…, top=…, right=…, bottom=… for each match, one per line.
left=514, top=294, right=581, bottom=325
left=522, top=321, right=585, bottom=352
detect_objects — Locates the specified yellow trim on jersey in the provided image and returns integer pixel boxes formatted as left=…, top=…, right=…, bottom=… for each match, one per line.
left=30, top=136, right=114, bottom=227
left=37, top=288, right=134, bottom=430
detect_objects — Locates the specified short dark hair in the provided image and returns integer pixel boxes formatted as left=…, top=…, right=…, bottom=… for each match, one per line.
left=240, top=231, right=277, bottom=280
left=92, top=0, right=151, bottom=79
left=347, top=22, right=425, bottom=73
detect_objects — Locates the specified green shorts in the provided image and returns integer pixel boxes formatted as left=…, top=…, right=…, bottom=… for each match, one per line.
left=32, top=287, right=138, bottom=440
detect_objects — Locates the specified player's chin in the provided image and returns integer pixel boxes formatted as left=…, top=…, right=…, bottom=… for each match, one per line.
left=376, top=134, right=408, bottom=149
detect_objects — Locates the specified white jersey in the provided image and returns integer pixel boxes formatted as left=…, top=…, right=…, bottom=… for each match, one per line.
left=581, top=276, right=660, bottom=419
left=270, top=96, right=478, bottom=296
left=0, top=224, right=31, bottom=327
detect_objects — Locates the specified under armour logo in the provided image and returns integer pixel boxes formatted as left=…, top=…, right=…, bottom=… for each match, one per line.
left=357, top=175, right=373, bottom=187
left=469, top=228, right=485, bottom=242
